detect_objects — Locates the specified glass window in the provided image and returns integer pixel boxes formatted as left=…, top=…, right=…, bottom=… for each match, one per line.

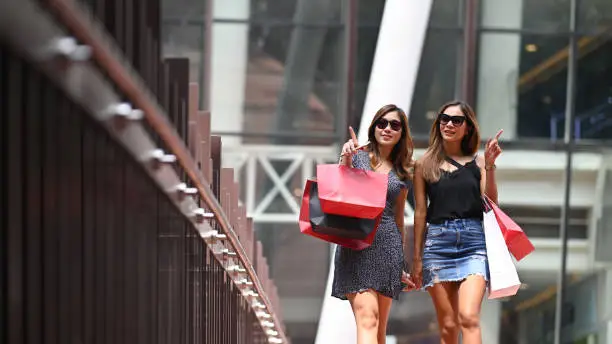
left=409, top=29, right=464, bottom=137
left=206, top=0, right=347, bottom=144
left=162, top=24, right=207, bottom=83
left=574, top=34, right=612, bottom=141
left=358, top=0, right=386, bottom=25
left=407, top=0, right=465, bottom=138
left=241, top=23, right=345, bottom=144
left=429, top=0, right=465, bottom=28
left=351, top=1, right=386, bottom=133
left=249, top=0, right=343, bottom=25
left=161, top=0, right=209, bottom=101
left=162, top=0, right=206, bottom=20
left=480, top=0, right=571, bottom=32
left=577, top=0, right=612, bottom=34
left=476, top=32, right=569, bottom=140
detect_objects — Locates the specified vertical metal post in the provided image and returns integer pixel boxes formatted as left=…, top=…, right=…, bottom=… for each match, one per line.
left=338, top=0, right=358, bottom=143
left=553, top=0, right=577, bottom=342
left=461, top=0, right=478, bottom=105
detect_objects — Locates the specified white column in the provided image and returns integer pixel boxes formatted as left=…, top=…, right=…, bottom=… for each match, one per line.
left=316, top=1, right=432, bottom=342
left=210, top=0, right=249, bottom=146
left=604, top=322, right=612, bottom=344
left=357, top=0, right=433, bottom=144
left=481, top=299, right=501, bottom=344
left=315, top=245, right=356, bottom=344
left=476, top=0, right=523, bottom=140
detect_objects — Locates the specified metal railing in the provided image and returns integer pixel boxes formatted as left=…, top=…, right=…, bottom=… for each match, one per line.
left=220, top=144, right=416, bottom=224
left=0, top=0, right=288, bottom=343
left=550, top=97, right=612, bottom=141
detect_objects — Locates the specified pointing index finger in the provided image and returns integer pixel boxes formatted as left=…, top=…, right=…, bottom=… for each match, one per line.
left=494, top=129, right=504, bottom=141
left=349, top=126, right=358, bottom=144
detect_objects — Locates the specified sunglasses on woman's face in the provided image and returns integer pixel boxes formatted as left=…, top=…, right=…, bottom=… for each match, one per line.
left=376, top=118, right=402, bottom=131
left=438, top=113, right=466, bottom=126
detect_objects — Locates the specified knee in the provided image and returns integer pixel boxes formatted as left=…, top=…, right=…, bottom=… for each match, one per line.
left=354, top=304, right=379, bottom=331
left=458, top=310, right=480, bottom=330
left=439, top=316, right=459, bottom=336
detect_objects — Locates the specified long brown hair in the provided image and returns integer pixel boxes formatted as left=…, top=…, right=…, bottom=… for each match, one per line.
left=421, top=100, right=481, bottom=183
left=366, top=104, right=415, bottom=180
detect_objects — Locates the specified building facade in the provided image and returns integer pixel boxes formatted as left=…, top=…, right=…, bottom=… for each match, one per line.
left=162, top=0, right=612, bottom=343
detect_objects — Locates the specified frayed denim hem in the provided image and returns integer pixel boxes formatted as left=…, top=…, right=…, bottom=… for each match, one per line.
left=421, top=272, right=489, bottom=291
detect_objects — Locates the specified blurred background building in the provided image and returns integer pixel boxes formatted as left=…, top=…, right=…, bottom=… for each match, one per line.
left=159, top=0, right=612, bottom=342
left=5, top=0, right=607, bottom=343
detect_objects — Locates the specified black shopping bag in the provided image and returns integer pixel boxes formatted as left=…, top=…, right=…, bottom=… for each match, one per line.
left=308, top=181, right=381, bottom=239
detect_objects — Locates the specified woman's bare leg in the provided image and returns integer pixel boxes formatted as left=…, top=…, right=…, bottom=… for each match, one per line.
left=457, top=275, right=487, bottom=344
left=376, top=293, right=393, bottom=344
left=347, top=290, right=380, bottom=344
left=428, top=282, right=460, bottom=344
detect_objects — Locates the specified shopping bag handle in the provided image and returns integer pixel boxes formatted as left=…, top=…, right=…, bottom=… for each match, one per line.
left=482, top=196, right=493, bottom=212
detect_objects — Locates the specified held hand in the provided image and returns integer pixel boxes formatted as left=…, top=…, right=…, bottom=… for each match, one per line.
left=485, top=129, right=503, bottom=168
left=340, top=126, right=359, bottom=157
left=401, top=270, right=417, bottom=291
left=411, top=259, right=423, bottom=289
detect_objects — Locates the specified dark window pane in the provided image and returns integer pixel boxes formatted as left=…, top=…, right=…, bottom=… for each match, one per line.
left=249, top=0, right=343, bottom=24
left=352, top=2, right=386, bottom=132
left=476, top=32, right=569, bottom=140
left=430, top=0, right=465, bottom=28
left=577, top=0, right=612, bottom=33
left=574, top=34, right=612, bottom=141
left=409, top=29, right=464, bottom=137
left=358, top=0, right=387, bottom=25
left=162, top=0, right=207, bottom=20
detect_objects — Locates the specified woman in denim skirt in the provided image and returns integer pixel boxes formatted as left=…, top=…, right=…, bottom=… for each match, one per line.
left=411, top=100, right=503, bottom=344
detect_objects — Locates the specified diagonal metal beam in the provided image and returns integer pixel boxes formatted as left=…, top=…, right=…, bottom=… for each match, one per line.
left=253, top=155, right=303, bottom=216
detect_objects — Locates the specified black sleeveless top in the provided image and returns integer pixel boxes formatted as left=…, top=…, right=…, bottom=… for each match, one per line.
left=426, top=156, right=484, bottom=224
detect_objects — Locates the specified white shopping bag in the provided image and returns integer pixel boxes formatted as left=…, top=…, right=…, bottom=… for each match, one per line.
left=483, top=205, right=521, bottom=299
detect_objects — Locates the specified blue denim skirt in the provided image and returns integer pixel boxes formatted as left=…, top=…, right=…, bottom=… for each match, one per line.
left=421, top=218, right=489, bottom=290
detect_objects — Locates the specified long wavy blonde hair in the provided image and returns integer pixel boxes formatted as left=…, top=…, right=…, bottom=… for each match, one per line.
left=421, top=100, right=481, bottom=183
left=366, top=104, right=415, bottom=181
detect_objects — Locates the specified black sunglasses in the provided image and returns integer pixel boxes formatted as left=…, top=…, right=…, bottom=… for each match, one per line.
left=376, top=118, right=402, bottom=131
left=438, top=113, right=467, bottom=126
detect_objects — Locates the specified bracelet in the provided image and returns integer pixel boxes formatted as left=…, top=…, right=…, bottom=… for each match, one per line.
left=485, top=164, right=496, bottom=171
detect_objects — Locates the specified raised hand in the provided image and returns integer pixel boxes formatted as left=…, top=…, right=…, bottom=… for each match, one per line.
left=485, top=129, right=503, bottom=168
left=341, top=126, right=359, bottom=157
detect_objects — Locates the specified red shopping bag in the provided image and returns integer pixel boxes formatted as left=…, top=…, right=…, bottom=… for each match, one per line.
left=316, top=164, right=388, bottom=219
left=485, top=196, right=535, bottom=261
left=299, top=179, right=378, bottom=250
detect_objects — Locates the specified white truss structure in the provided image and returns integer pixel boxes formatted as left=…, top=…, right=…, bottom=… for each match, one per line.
left=222, top=144, right=415, bottom=224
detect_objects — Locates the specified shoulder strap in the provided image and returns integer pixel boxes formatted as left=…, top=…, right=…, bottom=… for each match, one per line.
left=444, top=157, right=464, bottom=169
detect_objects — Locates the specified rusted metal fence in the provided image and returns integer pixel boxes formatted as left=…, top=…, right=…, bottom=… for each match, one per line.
left=0, top=0, right=287, bottom=343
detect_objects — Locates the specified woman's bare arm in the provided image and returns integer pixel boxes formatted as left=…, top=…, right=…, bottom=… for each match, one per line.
left=395, top=188, right=408, bottom=248
left=412, top=160, right=427, bottom=261
left=477, top=155, right=498, bottom=203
